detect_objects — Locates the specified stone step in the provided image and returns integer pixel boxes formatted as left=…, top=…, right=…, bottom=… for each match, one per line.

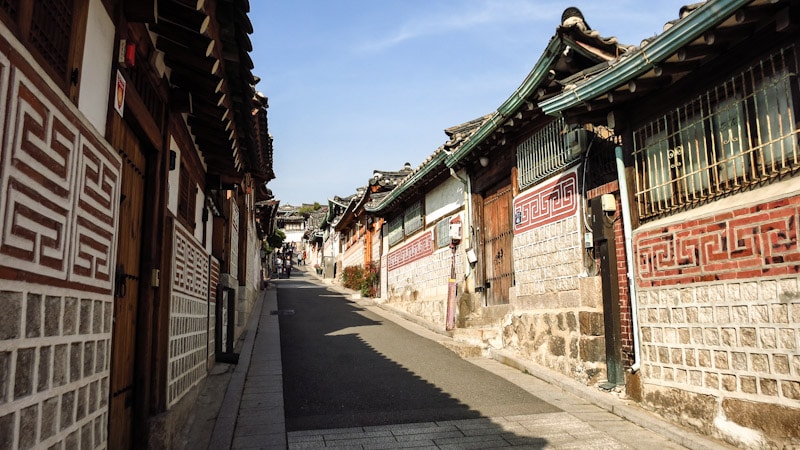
left=452, top=327, right=500, bottom=347
left=438, top=340, right=485, bottom=358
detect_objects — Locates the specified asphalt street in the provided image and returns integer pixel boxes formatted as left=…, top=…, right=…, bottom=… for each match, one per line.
left=276, top=270, right=560, bottom=432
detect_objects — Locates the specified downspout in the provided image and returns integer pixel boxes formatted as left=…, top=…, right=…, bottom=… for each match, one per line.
left=446, top=168, right=474, bottom=331
left=615, top=146, right=641, bottom=373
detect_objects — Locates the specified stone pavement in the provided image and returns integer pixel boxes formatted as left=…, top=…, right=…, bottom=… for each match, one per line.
left=204, top=266, right=734, bottom=449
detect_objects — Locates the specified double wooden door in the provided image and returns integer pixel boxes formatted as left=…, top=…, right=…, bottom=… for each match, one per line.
left=108, top=114, right=148, bottom=450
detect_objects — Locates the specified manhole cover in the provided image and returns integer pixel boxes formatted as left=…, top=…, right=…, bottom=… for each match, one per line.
left=270, top=309, right=295, bottom=316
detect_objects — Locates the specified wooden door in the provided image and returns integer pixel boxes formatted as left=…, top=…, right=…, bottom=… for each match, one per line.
left=483, top=184, right=514, bottom=305
left=108, top=114, right=147, bottom=450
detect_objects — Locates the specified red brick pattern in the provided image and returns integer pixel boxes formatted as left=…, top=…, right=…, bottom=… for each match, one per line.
left=635, top=197, right=800, bottom=287
left=0, top=49, right=120, bottom=293
left=388, top=231, right=434, bottom=271
left=513, top=170, right=578, bottom=234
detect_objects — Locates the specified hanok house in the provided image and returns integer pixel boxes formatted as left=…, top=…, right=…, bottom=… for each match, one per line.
left=332, top=164, right=413, bottom=286
left=0, top=1, right=273, bottom=449
left=539, top=0, right=800, bottom=447
left=366, top=118, right=489, bottom=327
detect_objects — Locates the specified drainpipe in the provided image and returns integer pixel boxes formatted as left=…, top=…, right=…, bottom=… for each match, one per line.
left=615, top=146, right=641, bottom=373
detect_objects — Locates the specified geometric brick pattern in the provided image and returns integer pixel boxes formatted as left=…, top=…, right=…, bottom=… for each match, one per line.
left=168, top=223, right=210, bottom=407
left=230, top=201, right=239, bottom=277
left=635, top=196, right=800, bottom=288
left=513, top=169, right=578, bottom=234
left=173, top=226, right=209, bottom=298
left=387, top=231, right=434, bottom=271
left=0, top=51, right=120, bottom=294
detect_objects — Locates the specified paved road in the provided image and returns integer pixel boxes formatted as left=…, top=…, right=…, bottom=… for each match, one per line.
left=274, top=269, right=699, bottom=449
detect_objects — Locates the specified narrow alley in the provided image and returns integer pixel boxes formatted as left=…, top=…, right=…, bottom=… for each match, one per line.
left=207, top=265, right=729, bottom=449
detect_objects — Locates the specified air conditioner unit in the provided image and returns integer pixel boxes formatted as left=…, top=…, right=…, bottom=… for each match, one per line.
left=564, top=128, right=589, bottom=160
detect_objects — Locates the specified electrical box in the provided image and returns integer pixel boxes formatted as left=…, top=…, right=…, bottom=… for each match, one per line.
left=584, top=232, right=593, bottom=248
left=564, top=128, right=588, bottom=160
left=601, top=193, right=616, bottom=213
left=449, top=222, right=462, bottom=242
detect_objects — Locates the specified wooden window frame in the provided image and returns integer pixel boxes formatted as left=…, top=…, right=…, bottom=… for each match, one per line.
left=0, top=0, right=89, bottom=102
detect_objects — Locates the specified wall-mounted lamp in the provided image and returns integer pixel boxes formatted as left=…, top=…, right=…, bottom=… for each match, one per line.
left=169, top=150, right=176, bottom=171
left=479, top=156, right=489, bottom=167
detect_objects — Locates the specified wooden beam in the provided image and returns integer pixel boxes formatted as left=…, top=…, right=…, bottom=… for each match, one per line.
left=151, top=23, right=213, bottom=56
left=124, top=0, right=157, bottom=23
left=158, top=0, right=208, bottom=33
left=628, top=76, right=672, bottom=93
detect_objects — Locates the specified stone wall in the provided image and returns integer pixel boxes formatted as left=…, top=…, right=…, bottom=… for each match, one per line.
left=633, top=193, right=800, bottom=448
left=1, top=284, right=112, bottom=449
left=500, top=213, right=605, bottom=384
left=385, top=230, right=463, bottom=328
left=493, top=169, right=607, bottom=384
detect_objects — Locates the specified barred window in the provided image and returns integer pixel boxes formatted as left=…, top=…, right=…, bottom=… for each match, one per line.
left=634, top=45, right=799, bottom=220
left=517, top=116, right=582, bottom=189
left=387, top=215, right=403, bottom=247
left=403, top=200, right=424, bottom=236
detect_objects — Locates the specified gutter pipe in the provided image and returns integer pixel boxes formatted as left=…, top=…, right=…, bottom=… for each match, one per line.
left=615, top=146, right=641, bottom=373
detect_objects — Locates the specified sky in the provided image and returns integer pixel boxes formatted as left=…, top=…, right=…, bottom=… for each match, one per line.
left=249, top=0, right=692, bottom=206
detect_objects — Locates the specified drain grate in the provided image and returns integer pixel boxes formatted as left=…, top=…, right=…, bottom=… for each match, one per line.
left=270, top=309, right=295, bottom=316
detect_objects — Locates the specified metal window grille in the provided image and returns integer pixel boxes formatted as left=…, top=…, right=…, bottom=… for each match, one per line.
left=403, top=200, right=424, bottom=236
left=517, top=117, right=580, bottom=189
left=387, top=215, right=403, bottom=247
left=634, top=44, right=799, bottom=220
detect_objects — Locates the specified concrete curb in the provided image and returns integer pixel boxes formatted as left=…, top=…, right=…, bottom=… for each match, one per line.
left=208, top=286, right=280, bottom=449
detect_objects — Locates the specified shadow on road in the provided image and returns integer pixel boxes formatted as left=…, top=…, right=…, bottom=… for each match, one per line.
left=274, top=268, right=554, bottom=447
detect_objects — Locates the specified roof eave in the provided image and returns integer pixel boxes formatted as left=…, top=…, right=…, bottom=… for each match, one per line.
left=539, top=0, right=751, bottom=115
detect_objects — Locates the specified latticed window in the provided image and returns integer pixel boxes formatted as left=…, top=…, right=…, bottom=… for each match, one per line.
left=517, top=116, right=582, bottom=189
left=387, top=215, right=403, bottom=247
left=0, top=0, right=86, bottom=97
left=178, top=165, right=198, bottom=229
left=634, top=44, right=800, bottom=220
left=403, top=200, right=424, bottom=236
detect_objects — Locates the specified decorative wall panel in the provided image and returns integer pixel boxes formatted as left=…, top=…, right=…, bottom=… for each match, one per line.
left=387, top=231, right=434, bottom=271
left=635, top=197, right=800, bottom=287
left=168, top=224, right=210, bottom=407
left=513, top=170, right=578, bottom=234
left=0, top=48, right=120, bottom=294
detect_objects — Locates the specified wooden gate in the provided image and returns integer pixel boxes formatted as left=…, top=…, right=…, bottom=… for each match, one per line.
left=483, top=184, right=514, bottom=305
left=108, top=114, right=147, bottom=450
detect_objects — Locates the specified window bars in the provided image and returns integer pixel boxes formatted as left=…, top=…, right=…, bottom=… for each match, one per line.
left=517, top=117, right=582, bottom=190
left=634, top=44, right=799, bottom=220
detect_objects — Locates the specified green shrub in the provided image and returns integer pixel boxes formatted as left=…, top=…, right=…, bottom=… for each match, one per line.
left=341, top=263, right=380, bottom=297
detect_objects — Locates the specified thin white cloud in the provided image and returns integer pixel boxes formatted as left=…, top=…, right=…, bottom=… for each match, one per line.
left=356, top=0, right=556, bottom=53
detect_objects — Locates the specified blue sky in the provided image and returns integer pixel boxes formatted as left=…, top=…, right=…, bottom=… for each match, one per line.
left=249, top=1, right=691, bottom=206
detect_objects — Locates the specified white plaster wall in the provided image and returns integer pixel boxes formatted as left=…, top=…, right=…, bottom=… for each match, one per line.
left=77, top=0, right=114, bottom=133
left=167, top=137, right=180, bottom=215
left=426, top=175, right=464, bottom=224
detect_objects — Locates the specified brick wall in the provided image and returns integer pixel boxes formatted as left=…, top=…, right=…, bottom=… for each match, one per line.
left=385, top=230, right=462, bottom=327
